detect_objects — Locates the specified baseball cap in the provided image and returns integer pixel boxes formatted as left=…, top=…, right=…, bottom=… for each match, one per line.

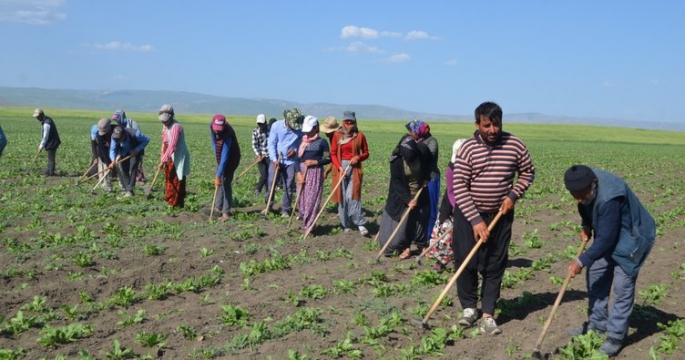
left=32, top=108, right=44, bottom=117
left=112, top=126, right=125, bottom=140
left=97, top=118, right=111, bottom=136
left=158, top=104, right=174, bottom=122
left=211, top=114, right=226, bottom=131
left=301, top=115, right=318, bottom=133
left=256, top=114, right=266, bottom=124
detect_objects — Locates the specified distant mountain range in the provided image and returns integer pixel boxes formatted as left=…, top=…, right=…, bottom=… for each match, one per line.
left=0, top=86, right=682, bottom=131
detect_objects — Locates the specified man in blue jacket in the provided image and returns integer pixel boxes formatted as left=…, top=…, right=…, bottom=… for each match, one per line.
left=109, top=126, right=150, bottom=197
left=265, top=108, right=303, bottom=216
left=564, top=165, right=655, bottom=357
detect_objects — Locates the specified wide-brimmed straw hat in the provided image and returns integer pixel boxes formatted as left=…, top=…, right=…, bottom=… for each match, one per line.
left=320, top=116, right=340, bottom=134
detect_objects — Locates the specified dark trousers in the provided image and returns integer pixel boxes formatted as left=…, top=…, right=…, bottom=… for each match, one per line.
left=46, top=148, right=57, bottom=176
left=255, top=157, right=269, bottom=193
left=216, top=172, right=234, bottom=215
left=116, top=155, right=140, bottom=193
left=451, top=208, right=513, bottom=315
left=265, top=162, right=296, bottom=213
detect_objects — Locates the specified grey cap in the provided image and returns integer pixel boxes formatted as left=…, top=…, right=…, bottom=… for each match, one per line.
left=97, top=118, right=111, bottom=136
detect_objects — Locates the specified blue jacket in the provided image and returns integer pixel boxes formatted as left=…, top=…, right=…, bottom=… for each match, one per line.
left=267, top=119, right=302, bottom=166
left=578, top=169, right=655, bottom=278
left=110, top=128, right=150, bottom=162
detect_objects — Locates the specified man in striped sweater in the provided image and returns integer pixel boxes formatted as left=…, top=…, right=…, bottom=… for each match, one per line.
left=452, top=101, right=535, bottom=335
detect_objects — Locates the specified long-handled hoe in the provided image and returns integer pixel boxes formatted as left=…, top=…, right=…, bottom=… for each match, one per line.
left=235, top=159, right=260, bottom=182
left=412, top=210, right=503, bottom=329
left=209, top=183, right=220, bottom=221
left=90, top=169, right=111, bottom=194
left=75, top=162, right=97, bottom=185
left=531, top=241, right=588, bottom=359
left=303, top=164, right=350, bottom=239
left=79, top=165, right=111, bottom=185
left=374, top=187, right=424, bottom=264
left=288, top=168, right=308, bottom=228
left=25, top=150, right=41, bottom=175
left=416, top=225, right=453, bottom=266
left=262, top=155, right=282, bottom=216
left=83, top=155, right=133, bottom=189
left=143, top=163, right=163, bottom=198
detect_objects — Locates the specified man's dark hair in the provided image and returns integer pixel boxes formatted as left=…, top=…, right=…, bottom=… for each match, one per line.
left=475, top=102, right=502, bottom=126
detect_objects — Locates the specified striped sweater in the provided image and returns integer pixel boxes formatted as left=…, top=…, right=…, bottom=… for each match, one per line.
left=453, top=131, right=535, bottom=225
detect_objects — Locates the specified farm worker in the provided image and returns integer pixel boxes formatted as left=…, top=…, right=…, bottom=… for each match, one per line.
left=112, top=109, right=146, bottom=184
left=94, top=118, right=116, bottom=192
left=265, top=108, right=303, bottom=217
left=378, top=132, right=432, bottom=257
left=210, top=114, right=241, bottom=221
left=427, top=138, right=468, bottom=271
left=330, top=111, right=370, bottom=236
left=413, top=121, right=440, bottom=245
left=251, top=114, right=270, bottom=195
left=109, top=125, right=150, bottom=197
left=452, top=101, right=535, bottom=335
left=319, top=116, right=340, bottom=179
left=0, top=124, right=7, bottom=158
left=296, top=116, right=331, bottom=232
left=158, top=104, right=190, bottom=208
left=86, top=122, right=101, bottom=177
left=32, top=108, right=61, bottom=176
left=564, top=165, right=655, bottom=357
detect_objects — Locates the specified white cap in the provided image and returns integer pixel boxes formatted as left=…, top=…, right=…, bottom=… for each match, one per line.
left=256, top=114, right=266, bottom=124
left=32, top=108, right=44, bottom=117
left=301, top=115, right=318, bottom=133
left=158, top=104, right=174, bottom=122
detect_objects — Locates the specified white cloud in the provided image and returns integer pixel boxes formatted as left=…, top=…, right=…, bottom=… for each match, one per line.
left=0, top=0, right=66, bottom=25
left=341, top=26, right=379, bottom=39
left=602, top=80, right=615, bottom=88
left=443, top=59, right=459, bottom=66
left=84, top=41, right=156, bottom=53
left=405, top=30, right=431, bottom=40
left=384, top=53, right=410, bottom=63
left=380, top=30, right=402, bottom=38
left=341, top=25, right=429, bottom=41
left=326, top=41, right=384, bottom=54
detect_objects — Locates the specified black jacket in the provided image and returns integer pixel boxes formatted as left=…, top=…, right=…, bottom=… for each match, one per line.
left=42, top=116, right=61, bottom=150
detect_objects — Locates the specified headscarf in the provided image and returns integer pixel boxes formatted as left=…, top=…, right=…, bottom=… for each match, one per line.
left=337, top=120, right=358, bottom=145
left=298, top=131, right=320, bottom=158
left=406, top=120, right=430, bottom=139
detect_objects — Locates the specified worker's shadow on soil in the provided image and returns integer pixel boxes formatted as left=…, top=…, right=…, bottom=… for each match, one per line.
left=623, top=305, right=681, bottom=347
left=496, top=289, right=588, bottom=325
left=507, top=258, right=533, bottom=268
left=497, top=291, right=681, bottom=346
left=309, top=220, right=379, bottom=238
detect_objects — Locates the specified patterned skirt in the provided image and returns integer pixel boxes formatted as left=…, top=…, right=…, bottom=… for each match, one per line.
left=426, top=218, right=454, bottom=265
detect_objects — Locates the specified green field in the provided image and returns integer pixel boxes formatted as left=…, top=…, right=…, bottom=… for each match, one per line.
left=1, top=106, right=684, bottom=359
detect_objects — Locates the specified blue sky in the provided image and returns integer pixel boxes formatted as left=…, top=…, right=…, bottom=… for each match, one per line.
left=0, top=0, right=683, bottom=123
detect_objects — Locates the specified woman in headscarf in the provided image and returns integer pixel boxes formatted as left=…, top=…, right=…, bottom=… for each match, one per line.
left=406, top=120, right=439, bottom=247
left=158, top=104, right=190, bottom=208
left=378, top=131, right=432, bottom=258
left=330, top=111, right=370, bottom=236
left=297, top=116, right=331, bottom=232
left=427, top=138, right=467, bottom=271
